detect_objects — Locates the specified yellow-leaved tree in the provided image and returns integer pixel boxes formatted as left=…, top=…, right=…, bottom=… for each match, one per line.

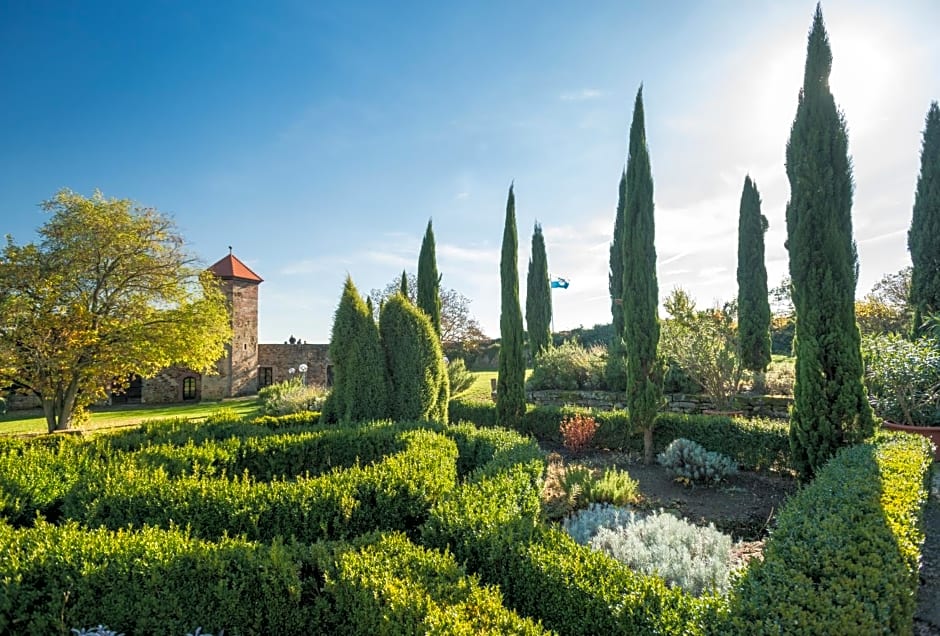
left=0, top=189, right=232, bottom=432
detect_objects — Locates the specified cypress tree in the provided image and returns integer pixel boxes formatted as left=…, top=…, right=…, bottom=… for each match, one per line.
left=736, top=175, right=772, bottom=390
left=497, top=184, right=526, bottom=427
left=525, top=222, right=552, bottom=362
left=622, top=86, right=663, bottom=464
left=380, top=293, right=449, bottom=423
left=399, top=270, right=409, bottom=297
left=322, top=275, right=389, bottom=423
left=417, top=219, right=442, bottom=337
left=785, top=5, right=874, bottom=479
left=606, top=171, right=628, bottom=390
left=908, top=101, right=940, bottom=334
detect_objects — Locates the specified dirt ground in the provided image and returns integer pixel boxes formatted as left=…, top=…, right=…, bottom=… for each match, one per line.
left=544, top=446, right=940, bottom=632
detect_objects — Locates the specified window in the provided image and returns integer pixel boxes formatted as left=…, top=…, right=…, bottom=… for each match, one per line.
left=259, top=367, right=274, bottom=388
left=182, top=377, right=197, bottom=400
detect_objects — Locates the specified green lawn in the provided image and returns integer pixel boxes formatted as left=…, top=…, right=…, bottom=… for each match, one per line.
left=0, top=397, right=261, bottom=437
left=458, top=370, right=533, bottom=403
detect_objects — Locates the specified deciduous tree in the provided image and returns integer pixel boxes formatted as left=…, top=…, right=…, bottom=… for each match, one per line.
left=0, top=189, right=231, bottom=432
left=785, top=6, right=873, bottom=479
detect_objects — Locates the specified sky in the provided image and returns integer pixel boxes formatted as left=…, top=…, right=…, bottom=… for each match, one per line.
left=1, top=1, right=938, bottom=344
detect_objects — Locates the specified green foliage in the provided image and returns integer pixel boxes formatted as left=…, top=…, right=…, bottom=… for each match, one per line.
left=657, top=438, right=738, bottom=485
left=785, top=7, right=874, bottom=479
left=585, top=467, right=640, bottom=506
left=591, top=510, right=733, bottom=597
left=525, top=222, right=553, bottom=361
left=380, top=293, right=450, bottom=423
left=729, top=432, right=933, bottom=634
left=497, top=185, right=527, bottom=428
left=861, top=333, right=940, bottom=425
left=622, top=87, right=664, bottom=463
left=257, top=378, right=328, bottom=415
left=62, top=429, right=458, bottom=543
left=0, top=189, right=232, bottom=432
left=526, top=340, right=607, bottom=390
left=0, top=520, right=330, bottom=634
left=329, top=532, right=548, bottom=635
left=417, top=219, right=442, bottom=337
left=607, top=172, right=629, bottom=391
left=445, top=358, right=475, bottom=398
left=448, top=398, right=791, bottom=471
left=323, top=276, right=389, bottom=424
left=661, top=288, right=744, bottom=410
left=736, top=176, right=772, bottom=376
left=909, top=101, right=940, bottom=335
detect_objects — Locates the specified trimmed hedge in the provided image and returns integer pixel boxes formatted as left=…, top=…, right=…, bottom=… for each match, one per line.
left=421, top=466, right=726, bottom=635
left=728, top=431, right=933, bottom=634
left=450, top=398, right=789, bottom=470
left=63, top=429, right=458, bottom=543
left=328, top=532, right=550, bottom=634
left=0, top=520, right=331, bottom=634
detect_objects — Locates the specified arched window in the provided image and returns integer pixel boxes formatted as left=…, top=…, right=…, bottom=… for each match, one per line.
left=182, top=377, right=197, bottom=400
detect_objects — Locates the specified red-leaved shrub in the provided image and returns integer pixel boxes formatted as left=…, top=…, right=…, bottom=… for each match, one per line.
left=560, top=414, right=599, bottom=454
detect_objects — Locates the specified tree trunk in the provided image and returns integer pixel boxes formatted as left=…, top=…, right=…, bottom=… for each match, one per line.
left=643, top=427, right=654, bottom=465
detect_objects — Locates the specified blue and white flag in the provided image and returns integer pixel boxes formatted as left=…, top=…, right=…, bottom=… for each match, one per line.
left=550, top=277, right=569, bottom=289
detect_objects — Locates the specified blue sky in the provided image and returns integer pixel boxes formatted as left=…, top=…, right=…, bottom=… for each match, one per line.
left=2, top=1, right=939, bottom=343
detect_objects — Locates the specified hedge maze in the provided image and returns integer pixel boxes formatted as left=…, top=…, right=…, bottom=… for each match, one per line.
left=0, top=410, right=933, bottom=634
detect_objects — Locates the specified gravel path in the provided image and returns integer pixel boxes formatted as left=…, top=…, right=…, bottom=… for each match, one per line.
left=916, top=468, right=940, bottom=635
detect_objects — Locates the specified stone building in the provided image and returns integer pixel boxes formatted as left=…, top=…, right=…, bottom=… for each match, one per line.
left=131, top=251, right=331, bottom=404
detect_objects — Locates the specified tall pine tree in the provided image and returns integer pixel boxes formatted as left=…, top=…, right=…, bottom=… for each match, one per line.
left=908, top=101, right=940, bottom=335
left=785, top=5, right=873, bottom=479
left=497, top=185, right=526, bottom=427
left=417, top=219, right=442, bottom=337
left=606, top=171, right=628, bottom=390
left=736, top=175, right=772, bottom=390
left=525, top=222, right=552, bottom=362
left=622, top=87, right=663, bottom=464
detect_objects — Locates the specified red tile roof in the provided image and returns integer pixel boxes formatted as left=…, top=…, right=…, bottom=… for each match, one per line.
left=207, top=253, right=263, bottom=283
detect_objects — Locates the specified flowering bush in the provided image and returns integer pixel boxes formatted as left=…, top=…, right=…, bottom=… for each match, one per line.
left=559, top=413, right=599, bottom=454
left=258, top=379, right=328, bottom=415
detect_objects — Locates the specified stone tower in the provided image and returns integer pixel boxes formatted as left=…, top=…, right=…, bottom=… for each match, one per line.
left=202, top=250, right=263, bottom=398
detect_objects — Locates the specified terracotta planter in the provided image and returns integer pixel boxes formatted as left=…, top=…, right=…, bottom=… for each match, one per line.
left=882, top=421, right=940, bottom=461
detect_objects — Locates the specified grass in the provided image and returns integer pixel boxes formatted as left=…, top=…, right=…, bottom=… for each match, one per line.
left=0, top=397, right=261, bottom=437
left=460, top=370, right=534, bottom=403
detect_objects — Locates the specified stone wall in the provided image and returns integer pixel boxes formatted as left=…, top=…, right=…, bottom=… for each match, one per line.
left=526, top=389, right=792, bottom=419
left=258, top=343, right=331, bottom=387
left=142, top=367, right=203, bottom=404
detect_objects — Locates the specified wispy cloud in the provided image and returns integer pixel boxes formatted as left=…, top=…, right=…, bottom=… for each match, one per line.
left=560, top=88, right=604, bottom=102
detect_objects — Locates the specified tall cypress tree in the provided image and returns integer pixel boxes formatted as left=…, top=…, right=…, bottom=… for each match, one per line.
left=399, top=270, right=409, bottom=297
left=380, top=293, right=449, bottom=423
left=497, top=185, right=526, bottom=427
left=908, top=101, right=940, bottom=335
left=322, top=275, right=389, bottom=423
left=525, top=222, right=552, bottom=362
left=785, top=5, right=873, bottom=479
left=417, top=219, right=442, bottom=337
left=736, top=175, right=772, bottom=390
left=622, top=86, right=663, bottom=464
left=606, top=171, right=628, bottom=390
